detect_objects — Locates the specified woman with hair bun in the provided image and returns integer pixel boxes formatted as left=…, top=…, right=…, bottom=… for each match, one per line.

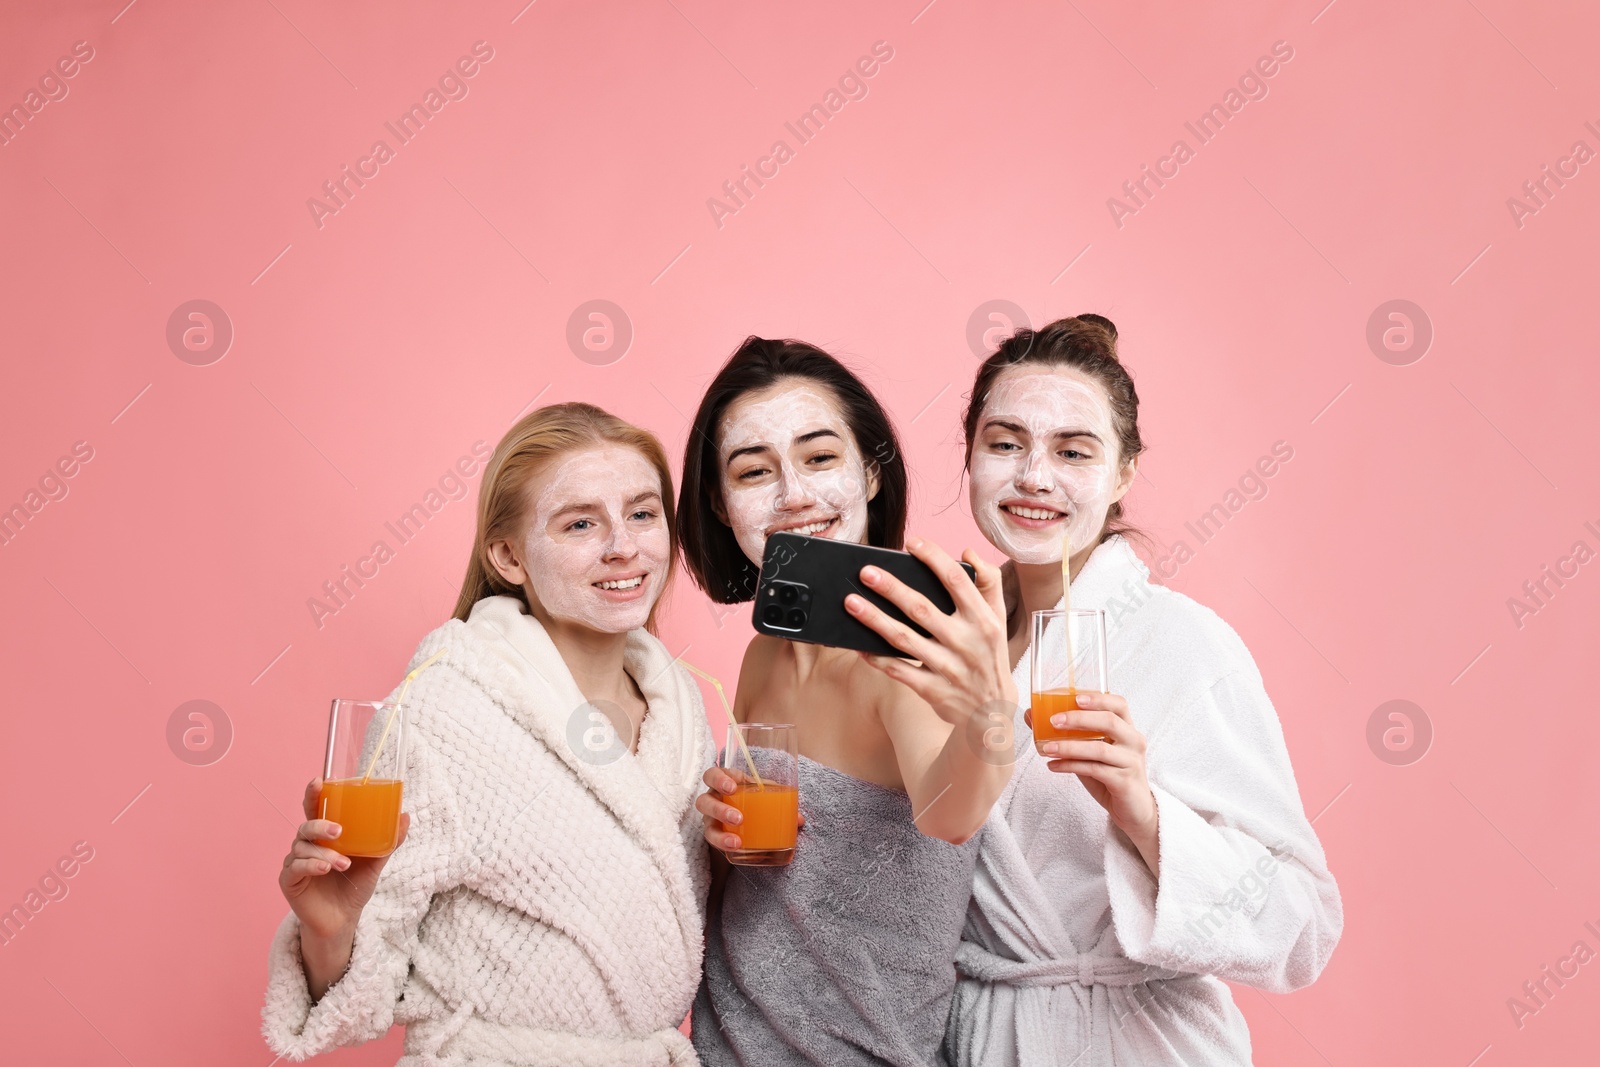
left=849, top=316, right=1344, bottom=1066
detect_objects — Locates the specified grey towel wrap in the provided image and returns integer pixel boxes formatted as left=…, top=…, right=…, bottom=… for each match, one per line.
left=693, top=755, right=982, bottom=1067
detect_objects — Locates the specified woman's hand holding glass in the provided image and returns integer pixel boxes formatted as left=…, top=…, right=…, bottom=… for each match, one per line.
left=278, top=777, right=411, bottom=1000
left=697, top=767, right=805, bottom=853
left=1027, top=692, right=1160, bottom=875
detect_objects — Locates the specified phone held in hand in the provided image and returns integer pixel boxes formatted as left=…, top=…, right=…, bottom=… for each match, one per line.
left=752, top=532, right=977, bottom=659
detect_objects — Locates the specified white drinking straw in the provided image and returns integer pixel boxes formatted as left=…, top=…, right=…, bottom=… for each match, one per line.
left=1061, top=530, right=1077, bottom=692
left=361, top=647, right=447, bottom=784
left=680, top=660, right=766, bottom=790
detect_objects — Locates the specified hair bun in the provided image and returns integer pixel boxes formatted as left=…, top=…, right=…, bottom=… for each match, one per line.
left=1075, top=313, right=1118, bottom=342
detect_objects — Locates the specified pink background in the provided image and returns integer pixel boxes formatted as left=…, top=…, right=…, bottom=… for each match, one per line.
left=2, top=0, right=1596, bottom=1063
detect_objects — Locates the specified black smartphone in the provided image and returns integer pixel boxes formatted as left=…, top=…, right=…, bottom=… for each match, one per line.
left=752, top=532, right=978, bottom=658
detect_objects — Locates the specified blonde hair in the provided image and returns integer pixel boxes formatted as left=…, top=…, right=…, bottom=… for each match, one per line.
left=452, top=402, right=677, bottom=633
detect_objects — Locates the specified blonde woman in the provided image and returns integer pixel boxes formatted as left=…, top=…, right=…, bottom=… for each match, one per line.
left=262, top=403, right=714, bottom=1066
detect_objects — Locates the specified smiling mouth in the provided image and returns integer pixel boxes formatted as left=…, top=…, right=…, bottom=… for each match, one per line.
left=773, top=516, right=839, bottom=538
left=1001, top=504, right=1067, bottom=523
left=594, top=575, right=645, bottom=591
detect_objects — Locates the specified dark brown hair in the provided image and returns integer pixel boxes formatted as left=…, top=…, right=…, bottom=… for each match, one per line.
left=961, top=313, right=1144, bottom=546
left=453, top=402, right=677, bottom=633
left=679, top=336, right=908, bottom=604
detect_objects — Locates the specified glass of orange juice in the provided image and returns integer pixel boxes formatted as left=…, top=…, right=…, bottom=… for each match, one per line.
left=721, top=723, right=799, bottom=867
left=318, top=699, right=406, bottom=857
left=1031, top=608, right=1109, bottom=754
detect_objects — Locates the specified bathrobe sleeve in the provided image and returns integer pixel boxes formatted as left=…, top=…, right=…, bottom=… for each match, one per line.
left=262, top=726, right=468, bottom=1059
left=683, top=727, right=718, bottom=908
left=1103, top=669, right=1343, bottom=992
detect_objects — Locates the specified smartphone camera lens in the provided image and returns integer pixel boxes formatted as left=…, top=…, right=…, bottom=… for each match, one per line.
left=763, top=582, right=809, bottom=628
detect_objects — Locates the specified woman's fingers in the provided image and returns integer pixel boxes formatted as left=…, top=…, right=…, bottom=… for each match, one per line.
left=844, top=593, right=962, bottom=678
left=1047, top=710, right=1138, bottom=747
left=848, top=567, right=950, bottom=650
left=297, top=818, right=343, bottom=844
left=1044, top=758, right=1121, bottom=780
left=697, top=792, right=744, bottom=851
left=702, top=767, right=738, bottom=794
left=859, top=652, right=969, bottom=720
left=1048, top=707, right=1144, bottom=751
left=860, top=650, right=934, bottom=692
left=281, top=838, right=351, bottom=889
left=847, top=535, right=1005, bottom=681
left=1073, top=690, right=1133, bottom=722
left=902, top=535, right=993, bottom=620
left=853, top=537, right=983, bottom=648
left=289, top=838, right=351, bottom=870
left=1039, top=736, right=1137, bottom=768
left=284, top=856, right=342, bottom=882
left=695, top=791, right=743, bottom=826
left=701, top=815, right=740, bottom=851
left=864, top=646, right=947, bottom=703
left=301, top=778, right=324, bottom=820
left=963, top=548, right=1008, bottom=624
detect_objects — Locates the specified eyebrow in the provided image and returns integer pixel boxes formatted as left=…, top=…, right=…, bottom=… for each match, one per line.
left=725, top=442, right=773, bottom=465
left=725, top=427, right=843, bottom=465
left=983, top=417, right=1103, bottom=444
left=548, top=489, right=661, bottom=522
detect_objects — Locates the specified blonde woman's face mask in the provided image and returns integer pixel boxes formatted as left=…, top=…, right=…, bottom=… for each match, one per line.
left=968, top=367, right=1130, bottom=565
left=518, top=445, right=670, bottom=633
left=716, top=381, right=880, bottom=568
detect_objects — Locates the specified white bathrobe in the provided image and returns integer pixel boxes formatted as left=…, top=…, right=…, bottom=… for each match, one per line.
left=946, top=536, right=1343, bottom=1067
left=262, top=595, right=715, bottom=1066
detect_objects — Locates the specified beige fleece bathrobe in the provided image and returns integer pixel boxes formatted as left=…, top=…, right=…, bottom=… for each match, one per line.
left=262, top=595, right=715, bottom=1066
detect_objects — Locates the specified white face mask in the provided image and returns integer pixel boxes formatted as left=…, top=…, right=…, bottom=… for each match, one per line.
left=968, top=368, right=1124, bottom=565
left=519, top=445, right=670, bottom=633
left=717, top=381, right=879, bottom=568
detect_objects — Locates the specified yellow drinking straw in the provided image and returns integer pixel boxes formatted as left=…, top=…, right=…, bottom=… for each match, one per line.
left=361, top=647, right=447, bottom=784
left=680, top=660, right=766, bottom=790
left=1061, top=529, right=1077, bottom=692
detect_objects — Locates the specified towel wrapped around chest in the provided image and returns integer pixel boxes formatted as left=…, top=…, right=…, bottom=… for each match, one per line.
left=693, top=755, right=982, bottom=1067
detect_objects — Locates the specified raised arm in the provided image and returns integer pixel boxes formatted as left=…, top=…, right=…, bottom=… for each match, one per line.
left=846, top=536, right=1017, bottom=843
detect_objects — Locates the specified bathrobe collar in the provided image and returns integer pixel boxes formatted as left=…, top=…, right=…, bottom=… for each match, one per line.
left=457, top=595, right=704, bottom=878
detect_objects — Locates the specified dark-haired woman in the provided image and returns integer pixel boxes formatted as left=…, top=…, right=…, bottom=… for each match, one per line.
left=679, top=337, right=1017, bottom=1066
left=851, top=316, right=1343, bottom=1066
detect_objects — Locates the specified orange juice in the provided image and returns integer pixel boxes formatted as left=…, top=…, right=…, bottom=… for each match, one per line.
left=1031, top=688, right=1107, bottom=753
left=726, top=782, right=798, bottom=865
left=318, top=778, right=403, bottom=857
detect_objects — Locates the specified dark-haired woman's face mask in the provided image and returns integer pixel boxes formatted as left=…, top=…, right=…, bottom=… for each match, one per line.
left=969, top=367, right=1125, bottom=565
left=717, top=382, right=879, bottom=567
